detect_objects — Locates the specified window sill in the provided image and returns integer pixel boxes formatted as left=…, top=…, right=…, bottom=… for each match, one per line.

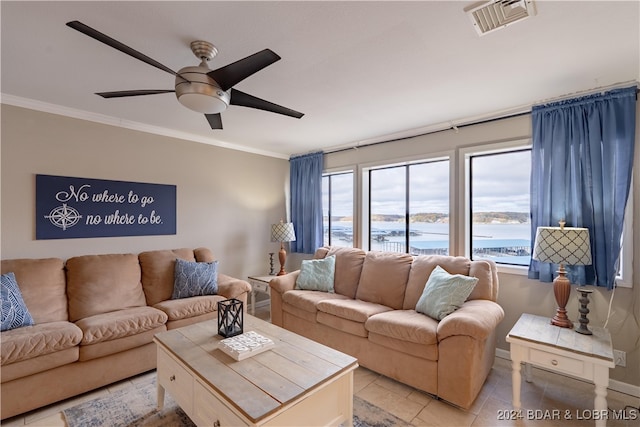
left=495, top=264, right=529, bottom=276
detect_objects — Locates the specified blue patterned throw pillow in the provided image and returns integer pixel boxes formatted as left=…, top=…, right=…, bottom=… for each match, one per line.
left=172, top=259, right=219, bottom=299
left=295, top=255, right=336, bottom=293
left=415, top=265, right=478, bottom=321
left=1, top=272, right=35, bottom=331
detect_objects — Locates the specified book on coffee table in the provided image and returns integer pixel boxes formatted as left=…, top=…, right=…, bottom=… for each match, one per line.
left=218, top=331, right=275, bottom=361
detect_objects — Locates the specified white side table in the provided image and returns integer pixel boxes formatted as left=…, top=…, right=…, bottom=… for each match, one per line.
left=506, top=313, right=614, bottom=427
left=247, top=275, right=276, bottom=315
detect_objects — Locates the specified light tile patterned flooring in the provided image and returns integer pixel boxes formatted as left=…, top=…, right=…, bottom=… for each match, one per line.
left=3, top=305, right=639, bottom=426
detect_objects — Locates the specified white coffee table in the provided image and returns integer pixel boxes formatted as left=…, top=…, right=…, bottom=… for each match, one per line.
left=154, top=314, right=358, bottom=426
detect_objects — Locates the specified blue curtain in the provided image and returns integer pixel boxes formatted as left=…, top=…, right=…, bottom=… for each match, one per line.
left=290, top=151, right=324, bottom=254
left=529, top=86, right=637, bottom=289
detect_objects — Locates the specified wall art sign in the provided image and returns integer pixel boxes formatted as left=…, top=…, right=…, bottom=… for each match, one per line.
left=36, top=174, right=176, bottom=239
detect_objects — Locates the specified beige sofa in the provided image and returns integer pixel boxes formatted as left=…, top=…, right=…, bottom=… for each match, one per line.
left=0, top=247, right=250, bottom=419
left=270, top=246, right=504, bottom=409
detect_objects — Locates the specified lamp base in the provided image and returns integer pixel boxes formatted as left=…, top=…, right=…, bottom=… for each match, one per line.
left=551, top=310, right=574, bottom=328
left=277, top=244, right=287, bottom=276
left=551, top=267, right=573, bottom=329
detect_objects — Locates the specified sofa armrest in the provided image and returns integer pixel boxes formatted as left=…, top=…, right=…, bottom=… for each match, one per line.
left=436, top=299, right=504, bottom=341
left=269, top=271, right=300, bottom=294
left=268, top=271, right=299, bottom=327
left=217, top=273, right=251, bottom=300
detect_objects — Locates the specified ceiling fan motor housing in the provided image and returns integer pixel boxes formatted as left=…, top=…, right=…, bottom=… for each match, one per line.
left=175, top=65, right=230, bottom=114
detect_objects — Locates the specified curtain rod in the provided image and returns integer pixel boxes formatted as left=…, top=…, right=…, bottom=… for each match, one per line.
left=324, top=80, right=639, bottom=156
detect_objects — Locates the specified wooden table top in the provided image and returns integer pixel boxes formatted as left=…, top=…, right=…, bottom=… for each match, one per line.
left=154, top=315, right=358, bottom=423
left=506, top=313, right=614, bottom=363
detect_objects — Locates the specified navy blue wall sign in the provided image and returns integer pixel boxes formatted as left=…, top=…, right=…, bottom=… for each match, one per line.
left=36, top=175, right=176, bottom=239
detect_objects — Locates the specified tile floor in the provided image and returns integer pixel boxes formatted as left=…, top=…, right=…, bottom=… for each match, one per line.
left=3, top=305, right=639, bottom=427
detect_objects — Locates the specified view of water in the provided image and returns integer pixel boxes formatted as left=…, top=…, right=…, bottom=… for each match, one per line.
left=325, top=221, right=532, bottom=266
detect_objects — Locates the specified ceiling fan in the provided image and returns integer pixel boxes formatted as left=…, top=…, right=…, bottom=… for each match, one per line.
left=66, top=21, right=304, bottom=130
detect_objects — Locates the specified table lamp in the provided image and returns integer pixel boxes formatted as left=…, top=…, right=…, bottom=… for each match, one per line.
left=271, top=220, right=296, bottom=276
left=532, top=221, right=592, bottom=328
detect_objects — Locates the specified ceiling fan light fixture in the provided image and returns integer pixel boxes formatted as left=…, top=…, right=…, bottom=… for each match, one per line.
left=175, top=65, right=230, bottom=114
left=177, top=91, right=228, bottom=114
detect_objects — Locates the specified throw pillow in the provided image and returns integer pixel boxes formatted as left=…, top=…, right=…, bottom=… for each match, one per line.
left=415, top=265, right=478, bottom=321
left=295, top=255, right=336, bottom=293
left=1, top=272, right=35, bottom=331
left=172, top=259, right=218, bottom=299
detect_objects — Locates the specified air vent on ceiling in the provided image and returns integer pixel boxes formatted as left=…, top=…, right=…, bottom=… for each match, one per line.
left=466, top=0, right=536, bottom=36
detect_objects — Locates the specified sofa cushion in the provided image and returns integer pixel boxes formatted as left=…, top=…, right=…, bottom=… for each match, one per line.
left=194, top=247, right=216, bottom=263
left=296, top=255, right=336, bottom=293
left=368, top=332, right=438, bottom=361
left=467, top=260, right=497, bottom=301
left=282, top=290, right=350, bottom=314
left=1, top=272, right=35, bottom=331
left=79, top=326, right=165, bottom=361
left=154, top=295, right=226, bottom=321
left=317, top=312, right=369, bottom=337
left=172, top=259, right=218, bottom=299
left=66, top=254, right=147, bottom=322
left=1, top=258, right=67, bottom=323
left=0, top=347, right=79, bottom=383
left=316, top=299, right=392, bottom=323
left=324, top=247, right=366, bottom=298
left=75, top=306, right=168, bottom=346
left=365, top=310, right=439, bottom=363
left=139, top=248, right=196, bottom=306
left=0, top=321, right=82, bottom=365
left=415, top=265, right=478, bottom=320
left=355, top=251, right=413, bottom=309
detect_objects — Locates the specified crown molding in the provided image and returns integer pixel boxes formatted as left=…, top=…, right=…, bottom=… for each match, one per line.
left=0, top=94, right=289, bottom=160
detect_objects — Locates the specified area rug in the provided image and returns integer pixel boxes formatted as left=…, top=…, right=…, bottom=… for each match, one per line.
left=63, top=376, right=413, bottom=427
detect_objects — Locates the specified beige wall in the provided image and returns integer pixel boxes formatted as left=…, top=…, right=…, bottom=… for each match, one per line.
left=321, top=112, right=640, bottom=389
left=1, top=104, right=289, bottom=278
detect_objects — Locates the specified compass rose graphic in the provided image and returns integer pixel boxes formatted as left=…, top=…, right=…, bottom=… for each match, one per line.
left=45, top=204, right=82, bottom=230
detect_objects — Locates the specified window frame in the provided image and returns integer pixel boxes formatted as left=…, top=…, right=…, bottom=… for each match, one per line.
left=361, top=152, right=452, bottom=254
left=322, top=168, right=356, bottom=248
left=617, top=185, right=634, bottom=288
left=460, top=139, right=532, bottom=276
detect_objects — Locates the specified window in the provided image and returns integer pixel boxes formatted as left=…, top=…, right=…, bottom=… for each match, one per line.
left=322, top=172, right=353, bottom=247
left=469, top=148, right=531, bottom=267
left=617, top=187, right=634, bottom=288
left=368, top=160, right=449, bottom=254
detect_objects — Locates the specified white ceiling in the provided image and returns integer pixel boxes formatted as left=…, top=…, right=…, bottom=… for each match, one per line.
left=2, top=1, right=639, bottom=159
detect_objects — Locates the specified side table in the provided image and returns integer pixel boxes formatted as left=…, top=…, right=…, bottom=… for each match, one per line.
left=506, top=313, right=614, bottom=427
left=247, top=275, right=276, bottom=316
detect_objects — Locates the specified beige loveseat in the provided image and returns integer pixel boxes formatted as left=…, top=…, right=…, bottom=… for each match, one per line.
left=270, top=246, right=504, bottom=409
left=0, top=247, right=250, bottom=419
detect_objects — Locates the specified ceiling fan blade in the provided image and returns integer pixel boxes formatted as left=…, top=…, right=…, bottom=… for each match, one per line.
left=207, top=49, right=281, bottom=91
left=230, top=89, right=304, bottom=119
left=66, top=21, right=177, bottom=76
left=96, top=89, right=175, bottom=98
left=205, top=113, right=223, bottom=129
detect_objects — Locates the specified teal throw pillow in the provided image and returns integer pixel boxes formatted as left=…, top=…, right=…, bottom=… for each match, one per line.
left=1, top=272, right=35, bottom=331
left=415, top=265, right=478, bottom=321
left=172, top=259, right=219, bottom=299
left=295, top=255, right=336, bottom=293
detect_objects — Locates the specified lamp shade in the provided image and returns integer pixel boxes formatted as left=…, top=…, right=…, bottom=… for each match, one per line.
left=532, top=226, right=592, bottom=266
left=271, top=222, right=296, bottom=243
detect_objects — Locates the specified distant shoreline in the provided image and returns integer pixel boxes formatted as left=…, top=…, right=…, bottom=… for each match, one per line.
left=327, top=212, right=530, bottom=224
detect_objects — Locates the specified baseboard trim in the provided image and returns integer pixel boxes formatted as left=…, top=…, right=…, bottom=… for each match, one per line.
left=495, top=348, right=640, bottom=398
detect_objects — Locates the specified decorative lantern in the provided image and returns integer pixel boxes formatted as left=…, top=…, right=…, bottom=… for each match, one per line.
left=217, top=298, right=243, bottom=338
